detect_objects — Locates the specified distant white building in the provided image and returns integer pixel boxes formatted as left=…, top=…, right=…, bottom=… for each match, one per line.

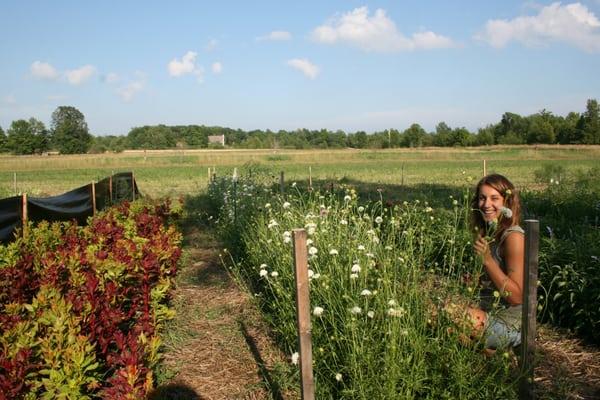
left=208, top=135, right=225, bottom=146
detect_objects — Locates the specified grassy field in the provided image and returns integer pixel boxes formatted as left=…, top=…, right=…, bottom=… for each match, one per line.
left=1, top=145, right=599, bottom=198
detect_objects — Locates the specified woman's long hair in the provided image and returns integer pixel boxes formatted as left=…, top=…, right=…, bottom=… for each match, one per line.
left=470, top=174, right=521, bottom=242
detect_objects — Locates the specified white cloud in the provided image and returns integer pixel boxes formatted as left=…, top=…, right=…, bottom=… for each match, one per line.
left=287, top=58, right=319, bottom=79
left=205, top=39, right=218, bottom=51
left=211, top=62, right=223, bottom=74
left=104, top=73, right=119, bottom=84
left=47, top=94, right=67, bottom=101
left=117, top=81, right=145, bottom=102
left=311, top=6, right=456, bottom=52
left=30, top=61, right=59, bottom=80
left=168, top=51, right=204, bottom=82
left=64, top=65, right=96, bottom=85
left=476, top=2, right=600, bottom=52
left=257, top=31, right=292, bottom=41
left=2, top=95, right=16, bottom=105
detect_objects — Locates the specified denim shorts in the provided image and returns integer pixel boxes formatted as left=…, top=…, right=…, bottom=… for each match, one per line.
left=484, top=316, right=521, bottom=349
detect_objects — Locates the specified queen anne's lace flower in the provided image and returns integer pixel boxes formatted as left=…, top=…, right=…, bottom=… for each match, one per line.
left=351, top=264, right=361, bottom=273
left=350, top=306, right=362, bottom=315
left=313, top=306, right=324, bottom=316
left=291, top=352, right=299, bottom=365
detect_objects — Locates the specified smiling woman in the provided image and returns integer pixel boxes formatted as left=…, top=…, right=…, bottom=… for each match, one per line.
left=467, top=174, right=525, bottom=350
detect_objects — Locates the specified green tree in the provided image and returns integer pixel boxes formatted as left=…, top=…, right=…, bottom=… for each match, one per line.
left=50, top=106, right=92, bottom=154
left=349, top=131, right=368, bottom=148
left=496, top=112, right=527, bottom=144
left=6, top=118, right=49, bottom=155
left=433, top=122, right=452, bottom=146
left=402, top=123, right=426, bottom=147
left=556, top=112, right=582, bottom=144
left=0, top=125, right=6, bottom=152
left=580, top=99, right=600, bottom=144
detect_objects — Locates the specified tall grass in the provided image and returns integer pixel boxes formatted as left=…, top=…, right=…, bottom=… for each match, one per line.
left=208, top=167, right=520, bottom=399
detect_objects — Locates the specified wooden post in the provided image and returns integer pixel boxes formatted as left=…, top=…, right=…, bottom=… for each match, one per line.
left=91, top=182, right=96, bottom=216
left=519, top=219, right=539, bottom=400
left=292, top=229, right=315, bottom=400
left=131, top=171, right=136, bottom=201
left=144, top=149, right=147, bottom=162
left=280, top=171, right=285, bottom=195
left=208, top=167, right=211, bottom=183
left=21, top=193, right=28, bottom=237
left=308, top=166, right=312, bottom=191
left=109, top=175, right=113, bottom=205
left=13, top=172, right=17, bottom=195
left=401, top=163, right=405, bottom=186
left=483, top=159, right=487, bottom=177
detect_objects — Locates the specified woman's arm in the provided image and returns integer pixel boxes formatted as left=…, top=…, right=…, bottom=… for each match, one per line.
left=474, top=232, right=524, bottom=305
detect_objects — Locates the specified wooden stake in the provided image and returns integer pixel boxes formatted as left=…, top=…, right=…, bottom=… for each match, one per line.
left=292, top=229, right=315, bottom=400
left=208, top=167, right=211, bottom=183
left=21, top=193, right=28, bottom=238
left=13, top=172, right=17, bottom=195
left=131, top=171, right=136, bottom=201
left=483, top=159, right=487, bottom=177
left=308, top=166, right=312, bottom=191
left=109, top=175, right=113, bottom=205
left=401, top=163, right=405, bottom=186
left=519, top=219, right=539, bottom=400
left=91, top=182, right=96, bottom=216
left=280, top=171, right=285, bottom=195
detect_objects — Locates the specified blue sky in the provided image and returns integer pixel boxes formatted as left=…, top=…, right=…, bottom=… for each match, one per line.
left=1, top=1, right=599, bottom=136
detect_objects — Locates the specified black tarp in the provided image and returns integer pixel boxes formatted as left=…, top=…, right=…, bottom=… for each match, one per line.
left=0, top=172, right=141, bottom=244
left=0, top=196, right=22, bottom=243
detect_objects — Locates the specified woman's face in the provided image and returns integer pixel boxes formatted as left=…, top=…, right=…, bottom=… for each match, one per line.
left=477, top=184, right=505, bottom=222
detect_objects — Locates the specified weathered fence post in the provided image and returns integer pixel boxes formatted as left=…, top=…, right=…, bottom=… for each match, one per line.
left=91, top=181, right=96, bottom=216
left=401, top=163, right=405, bottom=186
left=308, top=166, right=312, bottom=192
left=232, top=168, right=238, bottom=224
left=21, top=193, right=28, bottom=238
left=13, top=172, right=17, bottom=195
left=292, top=229, right=315, bottom=400
left=483, top=159, right=487, bottom=177
left=131, top=171, right=136, bottom=201
left=280, top=171, right=285, bottom=195
left=109, top=175, right=113, bottom=205
left=208, top=167, right=212, bottom=183
left=519, top=219, right=539, bottom=400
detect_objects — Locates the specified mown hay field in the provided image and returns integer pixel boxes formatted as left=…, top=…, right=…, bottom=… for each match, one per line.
left=1, top=145, right=599, bottom=198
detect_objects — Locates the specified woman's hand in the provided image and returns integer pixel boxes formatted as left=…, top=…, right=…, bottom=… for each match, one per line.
left=473, top=235, right=492, bottom=260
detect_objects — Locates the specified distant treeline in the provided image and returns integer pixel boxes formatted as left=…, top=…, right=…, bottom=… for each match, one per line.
left=1, top=99, right=599, bottom=155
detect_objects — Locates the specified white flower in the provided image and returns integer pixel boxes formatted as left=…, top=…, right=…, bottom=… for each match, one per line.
left=366, top=253, right=374, bottom=258
left=452, top=199, right=459, bottom=206
left=387, top=299, right=397, bottom=306
left=372, top=236, right=379, bottom=244
left=357, top=245, right=365, bottom=251
left=313, top=306, right=324, bottom=316
left=335, top=373, right=343, bottom=382
left=500, top=207, right=513, bottom=218
left=306, top=238, right=314, bottom=246
left=283, top=201, right=291, bottom=209
left=291, top=352, right=299, bottom=365
left=367, top=310, right=375, bottom=318
left=361, top=289, right=372, bottom=296
left=387, top=307, right=406, bottom=317
left=265, top=203, right=271, bottom=209
left=312, top=273, right=321, bottom=279
left=350, top=306, right=362, bottom=315
left=344, top=195, right=351, bottom=202
left=260, top=263, right=267, bottom=269
left=375, top=216, right=383, bottom=224
left=350, top=273, right=359, bottom=279
left=292, top=182, right=297, bottom=187
left=309, top=246, right=318, bottom=256
left=283, top=236, right=291, bottom=244
left=259, top=269, right=268, bottom=277
left=424, top=207, right=433, bottom=213
left=308, top=269, right=314, bottom=278
left=340, top=219, right=348, bottom=225
left=385, top=245, right=392, bottom=251
left=268, top=219, right=279, bottom=228
left=351, top=264, right=361, bottom=273
left=270, top=271, right=279, bottom=277
left=308, top=227, right=316, bottom=235
left=329, top=249, right=339, bottom=255
left=358, top=206, right=365, bottom=212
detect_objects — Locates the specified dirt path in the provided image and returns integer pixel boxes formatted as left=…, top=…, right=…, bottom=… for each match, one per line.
left=149, top=224, right=294, bottom=400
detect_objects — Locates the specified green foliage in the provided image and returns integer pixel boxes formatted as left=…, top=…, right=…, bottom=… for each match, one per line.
left=523, top=166, right=600, bottom=341
left=208, top=169, right=519, bottom=399
left=6, top=118, right=49, bottom=155
left=50, top=106, right=92, bottom=154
